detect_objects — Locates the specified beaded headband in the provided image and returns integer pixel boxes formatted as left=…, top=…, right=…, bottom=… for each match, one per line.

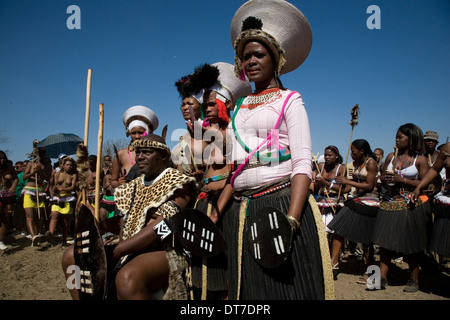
left=133, top=139, right=171, bottom=155
left=326, top=145, right=340, bottom=155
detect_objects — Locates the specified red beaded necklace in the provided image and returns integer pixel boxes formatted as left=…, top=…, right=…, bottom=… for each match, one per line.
left=241, top=87, right=282, bottom=110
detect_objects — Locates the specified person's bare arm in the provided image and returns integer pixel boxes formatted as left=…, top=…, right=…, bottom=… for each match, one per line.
left=286, top=174, right=311, bottom=229
left=111, top=150, right=128, bottom=188
left=210, top=183, right=234, bottom=224
left=413, top=142, right=450, bottom=196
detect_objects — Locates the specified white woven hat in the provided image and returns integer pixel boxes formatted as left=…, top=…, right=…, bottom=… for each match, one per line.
left=230, top=0, right=312, bottom=76
left=122, top=105, right=159, bottom=136
left=207, top=62, right=252, bottom=107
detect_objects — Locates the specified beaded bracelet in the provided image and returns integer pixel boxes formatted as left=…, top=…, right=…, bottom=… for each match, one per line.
left=286, top=215, right=301, bottom=231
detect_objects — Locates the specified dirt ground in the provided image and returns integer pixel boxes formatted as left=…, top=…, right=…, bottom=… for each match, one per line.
left=1, top=232, right=449, bottom=301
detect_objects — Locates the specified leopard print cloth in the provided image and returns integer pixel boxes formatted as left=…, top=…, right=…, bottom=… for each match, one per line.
left=114, top=168, right=195, bottom=240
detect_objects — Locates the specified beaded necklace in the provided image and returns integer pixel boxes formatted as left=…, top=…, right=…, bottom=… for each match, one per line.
left=242, top=87, right=283, bottom=110
left=397, top=154, right=413, bottom=203
left=320, top=163, right=339, bottom=194
left=397, top=154, right=412, bottom=171
left=354, top=157, right=368, bottom=183
left=321, top=163, right=337, bottom=179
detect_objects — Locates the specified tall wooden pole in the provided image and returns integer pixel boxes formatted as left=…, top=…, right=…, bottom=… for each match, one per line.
left=82, top=69, right=92, bottom=205
left=337, top=104, right=360, bottom=203
left=84, top=69, right=92, bottom=147
left=94, top=103, right=104, bottom=223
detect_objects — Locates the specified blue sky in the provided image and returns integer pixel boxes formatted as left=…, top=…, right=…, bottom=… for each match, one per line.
left=1, top=0, right=449, bottom=165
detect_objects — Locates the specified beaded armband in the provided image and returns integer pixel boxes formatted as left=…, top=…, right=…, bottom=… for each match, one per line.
left=203, top=173, right=229, bottom=184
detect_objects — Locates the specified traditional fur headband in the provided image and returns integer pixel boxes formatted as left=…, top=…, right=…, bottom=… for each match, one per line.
left=133, top=139, right=171, bottom=156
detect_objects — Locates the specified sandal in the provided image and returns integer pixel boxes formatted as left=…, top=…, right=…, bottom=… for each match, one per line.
left=356, top=273, right=369, bottom=284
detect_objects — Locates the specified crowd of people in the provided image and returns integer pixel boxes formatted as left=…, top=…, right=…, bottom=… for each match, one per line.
left=1, top=0, right=449, bottom=300
left=0, top=149, right=113, bottom=249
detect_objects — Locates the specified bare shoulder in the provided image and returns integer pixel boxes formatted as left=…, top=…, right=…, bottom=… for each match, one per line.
left=117, top=148, right=128, bottom=156
left=444, top=157, right=450, bottom=170
left=416, top=154, right=428, bottom=166
left=366, top=158, right=379, bottom=173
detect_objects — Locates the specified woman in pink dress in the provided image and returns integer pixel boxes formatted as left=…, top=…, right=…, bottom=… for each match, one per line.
left=212, top=0, right=333, bottom=300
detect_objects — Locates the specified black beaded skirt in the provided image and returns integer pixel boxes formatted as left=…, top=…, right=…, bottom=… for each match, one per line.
left=225, top=187, right=328, bottom=300
left=327, top=194, right=379, bottom=245
left=428, top=192, right=450, bottom=258
left=372, top=195, right=431, bottom=255
left=191, top=191, right=229, bottom=295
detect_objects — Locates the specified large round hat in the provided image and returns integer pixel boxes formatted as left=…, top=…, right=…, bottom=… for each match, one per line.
left=207, top=62, right=252, bottom=107
left=230, top=0, right=312, bottom=76
left=122, top=105, right=159, bottom=137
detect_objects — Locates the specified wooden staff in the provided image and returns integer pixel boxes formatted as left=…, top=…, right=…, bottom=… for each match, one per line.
left=391, top=146, right=398, bottom=179
left=82, top=69, right=92, bottom=204
left=312, top=152, right=336, bottom=214
left=94, top=103, right=104, bottom=223
left=188, top=106, right=199, bottom=171
left=84, top=68, right=92, bottom=147
left=337, top=104, right=360, bottom=202
left=392, top=146, right=399, bottom=172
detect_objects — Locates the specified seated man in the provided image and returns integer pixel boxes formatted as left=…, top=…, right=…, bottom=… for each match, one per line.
left=62, top=134, right=196, bottom=300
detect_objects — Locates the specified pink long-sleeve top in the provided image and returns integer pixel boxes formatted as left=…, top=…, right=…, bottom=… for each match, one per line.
left=228, top=89, right=312, bottom=191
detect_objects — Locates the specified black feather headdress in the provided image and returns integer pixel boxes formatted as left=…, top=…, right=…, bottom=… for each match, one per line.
left=175, top=63, right=220, bottom=99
